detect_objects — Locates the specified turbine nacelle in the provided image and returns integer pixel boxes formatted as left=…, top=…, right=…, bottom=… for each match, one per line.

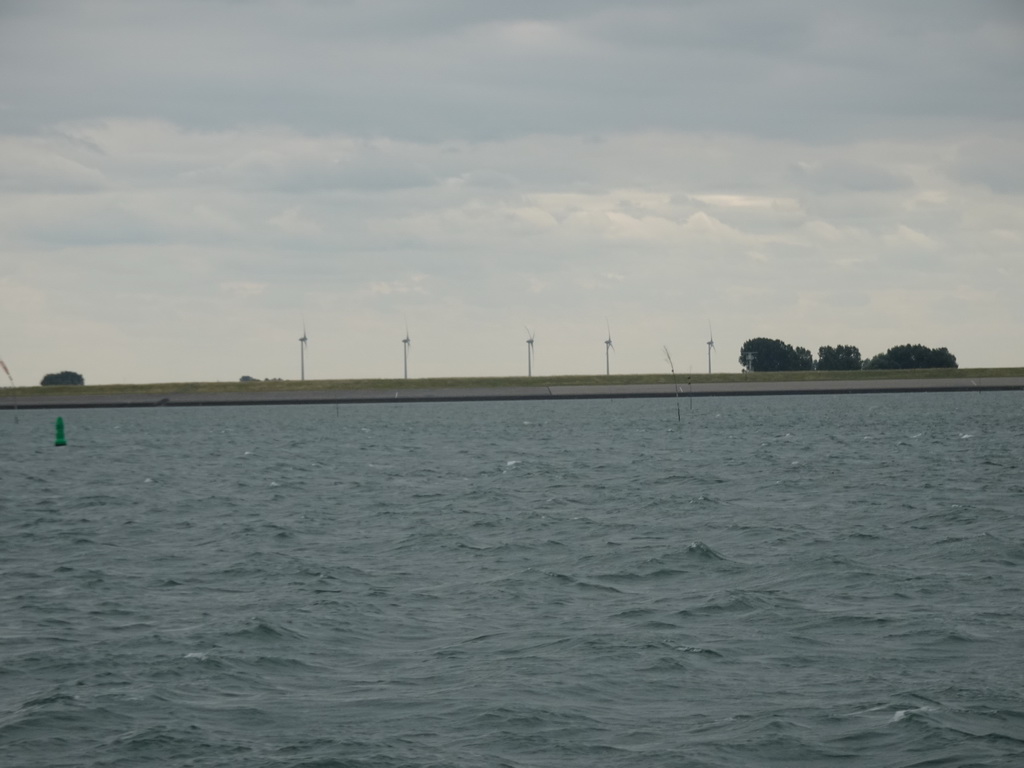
left=525, top=327, right=535, bottom=376
left=605, top=321, right=614, bottom=375
left=298, top=322, right=308, bottom=381
left=706, top=321, right=715, bottom=374
left=402, top=321, right=411, bottom=379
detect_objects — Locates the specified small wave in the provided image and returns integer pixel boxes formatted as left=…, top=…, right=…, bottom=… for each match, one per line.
left=614, top=607, right=656, bottom=619
left=845, top=532, right=881, bottom=541
left=688, top=493, right=721, bottom=505
left=68, top=495, right=120, bottom=509
left=573, top=579, right=624, bottom=594
left=226, top=618, right=306, bottom=641
left=543, top=571, right=624, bottom=593
left=20, top=692, right=76, bottom=709
left=675, top=645, right=723, bottom=656
left=594, top=567, right=687, bottom=583
left=687, top=541, right=726, bottom=560
left=679, top=590, right=775, bottom=616
left=891, top=705, right=936, bottom=723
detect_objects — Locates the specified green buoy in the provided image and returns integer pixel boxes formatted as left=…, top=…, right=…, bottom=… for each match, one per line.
left=55, top=417, right=67, bottom=447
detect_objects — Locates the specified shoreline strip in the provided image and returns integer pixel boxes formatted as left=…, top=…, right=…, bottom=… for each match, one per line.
left=2, top=377, right=1022, bottom=410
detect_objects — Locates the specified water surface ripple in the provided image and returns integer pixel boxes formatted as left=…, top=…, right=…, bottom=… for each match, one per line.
left=2, top=393, right=1023, bottom=766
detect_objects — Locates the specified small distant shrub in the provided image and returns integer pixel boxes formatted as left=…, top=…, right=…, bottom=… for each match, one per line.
left=41, top=370, right=85, bottom=386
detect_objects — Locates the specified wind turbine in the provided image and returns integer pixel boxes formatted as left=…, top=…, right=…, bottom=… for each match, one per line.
left=525, top=327, right=535, bottom=377
left=402, top=321, right=411, bottom=379
left=0, top=358, right=16, bottom=422
left=299, top=322, right=308, bottom=381
left=663, top=346, right=681, bottom=422
left=706, top=321, right=716, bottom=375
left=604, top=321, right=614, bottom=375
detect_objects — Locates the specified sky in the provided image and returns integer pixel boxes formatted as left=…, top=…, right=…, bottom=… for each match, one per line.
left=1, top=0, right=1022, bottom=385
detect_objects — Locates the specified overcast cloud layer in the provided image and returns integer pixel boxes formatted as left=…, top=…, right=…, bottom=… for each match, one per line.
left=1, top=0, right=1022, bottom=384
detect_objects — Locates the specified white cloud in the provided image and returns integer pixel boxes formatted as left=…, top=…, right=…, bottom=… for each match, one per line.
left=268, top=207, right=322, bottom=238
left=884, top=225, right=939, bottom=251
left=220, top=281, right=267, bottom=298
left=366, top=276, right=429, bottom=296
left=690, top=194, right=802, bottom=212
left=0, top=2, right=1022, bottom=383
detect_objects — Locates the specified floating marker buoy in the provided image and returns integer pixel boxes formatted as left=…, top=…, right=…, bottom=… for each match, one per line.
left=55, top=416, right=67, bottom=447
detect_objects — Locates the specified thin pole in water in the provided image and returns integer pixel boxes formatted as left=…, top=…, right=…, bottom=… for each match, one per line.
left=1, top=359, right=16, bottom=423
left=663, top=346, right=681, bottom=422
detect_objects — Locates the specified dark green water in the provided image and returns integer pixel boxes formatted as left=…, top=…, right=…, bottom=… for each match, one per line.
left=2, top=393, right=1023, bottom=766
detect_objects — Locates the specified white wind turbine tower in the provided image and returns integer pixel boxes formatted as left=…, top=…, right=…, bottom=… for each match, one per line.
left=706, top=321, right=716, bottom=375
left=605, top=321, right=614, bottom=375
left=299, top=322, right=308, bottom=381
left=402, top=321, right=411, bottom=379
left=525, top=327, right=535, bottom=377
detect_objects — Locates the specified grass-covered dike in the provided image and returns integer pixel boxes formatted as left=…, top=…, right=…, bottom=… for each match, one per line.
left=2, top=367, right=1022, bottom=400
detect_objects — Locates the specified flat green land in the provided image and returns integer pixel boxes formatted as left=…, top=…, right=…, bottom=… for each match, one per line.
left=3, top=367, right=1022, bottom=399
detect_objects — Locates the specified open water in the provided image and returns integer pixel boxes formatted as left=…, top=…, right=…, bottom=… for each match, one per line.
left=1, top=392, right=1023, bottom=767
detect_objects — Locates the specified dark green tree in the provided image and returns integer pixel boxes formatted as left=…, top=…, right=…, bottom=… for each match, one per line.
left=864, top=344, right=958, bottom=369
left=863, top=353, right=898, bottom=369
left=817, top=345, right=862, bottom=371
left=739, top=338, right=814, bottom=372
left=794, top=346, right=814, bottom=371
left=41, top=370, right=85, bottom=386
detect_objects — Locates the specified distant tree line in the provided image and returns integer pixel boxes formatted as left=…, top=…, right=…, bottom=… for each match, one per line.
left=41, top=370, right=85, bottom=386
left=738, top=339, right=957, bottom=372
left=862, top=344, right=958, bottom=370
left=738, top=338, right=814, bottom=372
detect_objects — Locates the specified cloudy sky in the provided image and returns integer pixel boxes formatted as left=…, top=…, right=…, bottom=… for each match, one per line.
left=1, top=1, right=1022, bottom=385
